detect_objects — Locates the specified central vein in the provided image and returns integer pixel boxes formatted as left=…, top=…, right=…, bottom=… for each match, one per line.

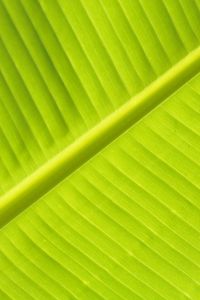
left=1, top=46, right=200, bottom=228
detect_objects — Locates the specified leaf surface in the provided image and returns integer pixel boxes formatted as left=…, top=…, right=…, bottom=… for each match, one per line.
left=0, top=1, right=200, bottom=299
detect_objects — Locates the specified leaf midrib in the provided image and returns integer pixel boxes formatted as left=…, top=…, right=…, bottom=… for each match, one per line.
left=1, top=46, right=200, bottom=228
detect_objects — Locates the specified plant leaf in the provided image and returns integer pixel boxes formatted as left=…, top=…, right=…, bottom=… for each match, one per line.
left=0, top=1, right=200, bottom=299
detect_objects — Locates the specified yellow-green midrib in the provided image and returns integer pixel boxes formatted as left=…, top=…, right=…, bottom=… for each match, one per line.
left=1, top=45, right=200, bottom=228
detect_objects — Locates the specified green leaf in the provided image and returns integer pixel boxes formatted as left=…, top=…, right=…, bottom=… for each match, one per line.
left=0, top=1, right=200, bottom=299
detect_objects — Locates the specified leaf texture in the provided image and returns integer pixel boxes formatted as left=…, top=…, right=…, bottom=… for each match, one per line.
left=0, top=1, right=200, bottom=300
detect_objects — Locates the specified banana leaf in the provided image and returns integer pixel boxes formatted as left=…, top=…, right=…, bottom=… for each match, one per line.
left=0, top=1, right=200, bottom=299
